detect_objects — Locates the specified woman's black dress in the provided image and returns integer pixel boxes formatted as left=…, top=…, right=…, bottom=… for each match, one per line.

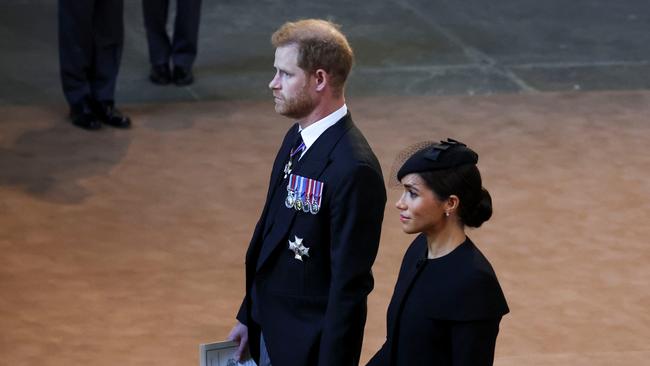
left=368, top=235, right=509, bottom=366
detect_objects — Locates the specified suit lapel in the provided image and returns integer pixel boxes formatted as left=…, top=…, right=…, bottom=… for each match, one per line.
left=246, top=124, right=299, bottom=263
left=267, top=124, right=300, bottom=202
left=255, top=114, right=354, bottom=272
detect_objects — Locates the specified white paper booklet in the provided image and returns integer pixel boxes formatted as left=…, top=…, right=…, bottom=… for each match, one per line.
left=199, top=340, right=257, bottom=366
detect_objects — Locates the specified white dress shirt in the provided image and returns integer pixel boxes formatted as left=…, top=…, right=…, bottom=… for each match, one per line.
left=297, top=104, right=348, bottom=159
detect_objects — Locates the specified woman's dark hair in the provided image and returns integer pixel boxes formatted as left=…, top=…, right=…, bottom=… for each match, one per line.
left=418, top=164, right=492, bottom=228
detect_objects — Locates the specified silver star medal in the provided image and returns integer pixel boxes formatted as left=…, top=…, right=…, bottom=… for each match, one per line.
left=283, top=160, right=292, bottom=179
left=288, top=235, right=309, bottom=261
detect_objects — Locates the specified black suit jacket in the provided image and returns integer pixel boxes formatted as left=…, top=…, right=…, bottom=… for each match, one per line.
left=237, top=113, right=387, bottom=366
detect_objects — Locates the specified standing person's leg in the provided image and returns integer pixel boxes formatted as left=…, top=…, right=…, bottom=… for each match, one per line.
left=170, top=0, right=201, bottom=85
left=58, top=0, right=93, bottom=107
left=91, top=0, right=124, bottom=105
left=143, top=0, right=172, bottom=84
left=58, top=0, right=101, bottom=129
left=90, top=0, right=131, bottom=128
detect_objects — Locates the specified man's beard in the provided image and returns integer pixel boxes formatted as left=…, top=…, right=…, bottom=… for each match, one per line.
left=275, top=88, right=316, bottom=120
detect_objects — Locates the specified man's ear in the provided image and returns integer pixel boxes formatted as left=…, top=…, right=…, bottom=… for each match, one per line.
left=314, top=69, right=328, bottom=92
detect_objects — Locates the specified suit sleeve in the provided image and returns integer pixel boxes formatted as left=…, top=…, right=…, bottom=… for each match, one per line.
left=236, top=297, right=249, bottom=326
left=450, top=318, right=501, bottom=366
left=318, top=163, right=387, bottom=366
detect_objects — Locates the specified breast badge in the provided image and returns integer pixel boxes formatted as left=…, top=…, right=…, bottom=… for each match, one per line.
left=288, top=235, right=310, bottom=261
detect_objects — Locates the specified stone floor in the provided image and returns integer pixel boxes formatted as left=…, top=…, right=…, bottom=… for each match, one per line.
left=1, top=1, right=650, bottom=365
left=2, top=91, right=650, bottom=365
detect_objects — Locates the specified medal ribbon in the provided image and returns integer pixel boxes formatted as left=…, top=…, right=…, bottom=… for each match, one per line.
left=297, top=176, right=306, bottom=202
left=313, top=180, right=323, bottom=207
left=306, top=178, right=314, bottom=202
left=290, top=139, right=306, bottom=159
left=286, top=174, right=325, bottom=213
left=290, top=174, right=297, bottom=190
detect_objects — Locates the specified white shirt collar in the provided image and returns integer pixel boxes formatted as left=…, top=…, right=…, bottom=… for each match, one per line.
left=298, top=104, right=347, bottom=155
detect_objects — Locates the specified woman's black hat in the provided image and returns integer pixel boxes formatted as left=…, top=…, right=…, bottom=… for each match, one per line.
left=396, top=138, right=478, bottom=181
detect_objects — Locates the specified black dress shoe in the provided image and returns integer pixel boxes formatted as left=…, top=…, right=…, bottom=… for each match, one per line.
left=69, top=102, right=101, bottom=130
left=172, top=66, right=194, bottom=86
left=70, top=111, right=102, bottom=130
left=91, top=100, right=132, bottom=129
left=150, top=64, right=171, bottom=85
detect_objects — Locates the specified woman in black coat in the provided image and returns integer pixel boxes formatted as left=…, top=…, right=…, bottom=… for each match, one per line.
left=368, top=139, right=509, bottom=366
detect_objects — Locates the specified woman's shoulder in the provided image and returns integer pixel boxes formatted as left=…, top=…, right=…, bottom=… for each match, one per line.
left=455, top=239, right=500, bottom=279
left=428, top=238, right=510, bottom=321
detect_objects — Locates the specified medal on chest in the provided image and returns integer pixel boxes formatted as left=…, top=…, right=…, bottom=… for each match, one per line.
left=288, top=235, right=309, bottom=261
left=285, top=174, right=324, bottom=215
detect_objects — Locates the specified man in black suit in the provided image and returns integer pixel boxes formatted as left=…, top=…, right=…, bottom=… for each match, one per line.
left=142, top=0, right=202, bottom=86
left=228, top=19, right=387, bottom=366
left=58, top=0, right=131, bottom=130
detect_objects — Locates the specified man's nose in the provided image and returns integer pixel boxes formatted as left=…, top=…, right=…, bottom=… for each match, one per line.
left=269, top=74, right=279, bottom=90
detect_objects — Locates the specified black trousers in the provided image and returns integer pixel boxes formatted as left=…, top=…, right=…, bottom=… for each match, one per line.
left=142, top=0, right=202, bottom=69
left=58, top=0, right=124, bottom=107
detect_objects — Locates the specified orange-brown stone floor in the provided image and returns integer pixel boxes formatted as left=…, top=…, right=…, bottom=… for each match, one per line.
left=1, top=91, right=649, bottom=365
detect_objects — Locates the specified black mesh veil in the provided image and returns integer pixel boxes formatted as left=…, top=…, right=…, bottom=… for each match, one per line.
left=388, top=140, right=438, bottom=188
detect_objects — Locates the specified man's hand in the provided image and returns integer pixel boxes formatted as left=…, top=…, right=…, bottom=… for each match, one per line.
left=227, top=321, right=249, bottom=361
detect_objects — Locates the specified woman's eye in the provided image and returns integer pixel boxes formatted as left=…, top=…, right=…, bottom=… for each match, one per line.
left=408, top=190, right=417, bottom=198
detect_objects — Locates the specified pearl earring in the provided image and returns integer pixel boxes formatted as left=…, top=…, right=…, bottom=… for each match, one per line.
left=445, top=212, right=450, bottom=217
